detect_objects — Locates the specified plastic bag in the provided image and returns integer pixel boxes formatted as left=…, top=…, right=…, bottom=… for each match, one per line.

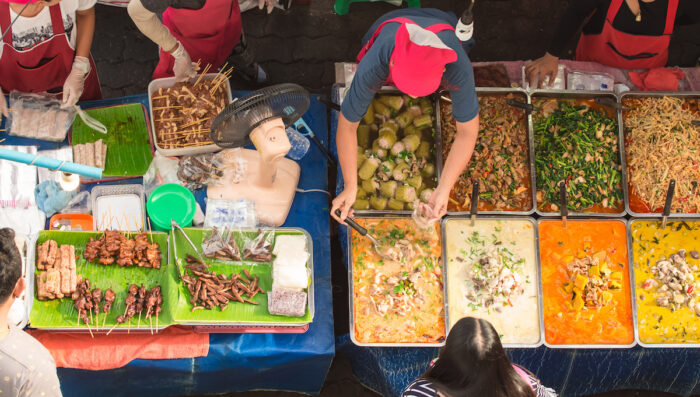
left=34, top=181, right=76, bottom=217
left=59, top=191, right=91, bottom=214
left=201, top=227, right=241, bottom=261
left=204, top=198, right=257, bottom=229
left=522, top=64, right=566, bottom=90
left=177, top=152, right=226, bottom=190
left=0, top=145, right=38, bottom=208
left=7, top=91, right=76, bottom=142
left=143, top=153, right=180, bottom=196
left=567, top=70, right=614, bottom=91
left=412, top=202, right=440, bottom=230
left=242, top=229, right=274, bottom=262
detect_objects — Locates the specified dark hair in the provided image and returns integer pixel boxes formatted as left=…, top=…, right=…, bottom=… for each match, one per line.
left=0, top=228, right=22, bottom=303
left=422, top=317, right=536, bottom=397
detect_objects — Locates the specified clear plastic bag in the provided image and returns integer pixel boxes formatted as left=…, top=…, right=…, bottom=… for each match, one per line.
left=177, top=152, right=226, bottom=190
left=204, top=198, right=257, bottom=229
left=242, top=229, right=274, bottom=262
left=7, top=91, right=76, bottom=142
left=286, top=127, right=310, bottom=160
left=143, top=153, right=180, bottom=196
left=412, top=202, right=440, bottom=230
left=59, top=191, right=91, bottom=214
left=201, top=227, right=242, bottom=262
left=567, top=70, right=614, bottom=91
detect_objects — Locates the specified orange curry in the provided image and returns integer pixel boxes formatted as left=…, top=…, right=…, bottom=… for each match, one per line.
left=351, top=218, right=444, bottom=344
left=539, top=220, right=634, bottom=345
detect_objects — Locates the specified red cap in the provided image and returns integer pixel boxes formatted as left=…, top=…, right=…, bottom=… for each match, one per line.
left=389, top=23, right=457, bottom=97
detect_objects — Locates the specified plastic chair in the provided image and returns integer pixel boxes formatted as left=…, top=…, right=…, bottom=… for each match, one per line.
left=334, top=0, right=421, bottom=16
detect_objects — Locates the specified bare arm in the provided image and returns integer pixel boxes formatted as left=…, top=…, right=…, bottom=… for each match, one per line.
left=127, top=0, right=178, bottom=52
left=330, top=113, right=360, bottom=223
left=74, top=7, right=95, bottom=59
left=428, top=115, right=479, bottom=218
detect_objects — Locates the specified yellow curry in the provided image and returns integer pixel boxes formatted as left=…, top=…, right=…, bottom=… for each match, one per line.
left=631, top=220, right=700, bottom=344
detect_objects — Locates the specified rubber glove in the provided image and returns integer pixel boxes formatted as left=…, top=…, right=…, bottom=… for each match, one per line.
left=258, top=0, right=275, bottom=13
left=62, top=56, right=90, bottom=108
left=0, top=86, right=9, bottom=118
left=171, top=41, right=198, bottom=82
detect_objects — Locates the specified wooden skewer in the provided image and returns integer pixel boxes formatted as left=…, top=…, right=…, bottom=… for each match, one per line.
left=149, top=316, right=153, bottom=335
left=86, top=321, right=94, bottom=339
left=180, top=117, right=212, bottom=129
left=127, top=318, right=131, bottom=334
left=147, top=217, right=154, bottom=244
left=151, top=95, right=169, bottom=100
left=194, top=64, right=212, bottom=86
left=77, top=310, right=81, bottom=326
left=151, top=106, right=182, bottom=111
left=102, top=312, right=108, bottom=330
left=106, top=322, right=118, bottom=336
left=137, top=311, right=142, bottom=329
left=155, top=118, right=183, bottom=122
left=156, top=313, right=159, bottom=333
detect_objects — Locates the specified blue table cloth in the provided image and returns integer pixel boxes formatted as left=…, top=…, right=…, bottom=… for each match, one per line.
left=1, top=93, right=334, bottom=396
left=329, top=84, right=700, bottom=397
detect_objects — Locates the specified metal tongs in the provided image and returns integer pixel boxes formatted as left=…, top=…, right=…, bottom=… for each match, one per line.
left=560, top=181, right=568, bottom=228
left=506, top=98, right=539, bottom=114
left=692, top=120, right=700, bottom=127
left=170, top=219, right=207, bottom=280
left=594, top=97, right=629, bottom=111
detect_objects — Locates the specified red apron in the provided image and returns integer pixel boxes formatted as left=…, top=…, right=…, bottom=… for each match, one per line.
left=0, top=2, right=101, bottom=100
left=153, top=0, right=242, bottom=79
left=575, top=0, right=679, bottom=69
left=357, top=17, right=454, bottom=86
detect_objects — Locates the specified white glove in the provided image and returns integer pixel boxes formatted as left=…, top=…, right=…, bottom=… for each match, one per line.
left=258, top=0, right=276, bottom=13
left=62, top=56, right=90, bottom=108
left=0, top=86, right=8, bottom=118
left=171, top=41, right=198, bottom=82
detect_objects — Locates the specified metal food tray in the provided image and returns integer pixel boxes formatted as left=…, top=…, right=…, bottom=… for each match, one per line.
left=627, top=217, right=700, bottom=348
left=619, top=92, right=700, bottom=218
left=147, top=73, right=232, bottom=157
left=346, top=215, right=446, bottom=347
left=441, top=216, right=544, bottom=348
left=353, top=90, right=441, bottom=216
left=530, top=90, right=628, bottom=218
left=174, top=227, right=315, bottom=327
left=437, top=88, right=537, bottom=216
left=26, top=231, right=171, bottom=333
left=91, top=184, right=145, bottom=231
left=538, top=217, right=638, bottom=349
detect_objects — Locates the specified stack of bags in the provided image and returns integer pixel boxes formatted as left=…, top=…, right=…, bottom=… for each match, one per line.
left=268, top=235, right=309, bottom=317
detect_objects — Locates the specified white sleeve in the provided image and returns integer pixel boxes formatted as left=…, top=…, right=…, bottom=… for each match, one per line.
left=77, top=0, right=97, bottom=11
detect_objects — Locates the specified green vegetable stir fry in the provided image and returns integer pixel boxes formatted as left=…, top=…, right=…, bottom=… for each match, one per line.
left=354, top=94, right=437, bottom=211
left=533, top=99, right=623, bottom=212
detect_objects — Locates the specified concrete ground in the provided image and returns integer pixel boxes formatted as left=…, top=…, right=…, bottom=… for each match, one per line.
left=90, top=1, right=699, bottom=396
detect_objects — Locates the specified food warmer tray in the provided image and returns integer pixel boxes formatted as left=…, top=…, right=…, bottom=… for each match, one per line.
left=530, top=90, right=628, bottom=218
left=441, top=215, right=544, bottom=348
left=175, top=227, right=315, bottom=328
left=627, top=217, right=700, bottom=348
left=26, top=231, right=171, bottom=333
left=538, top=217, right=638, bottom=349
left=147, top=73, right=232, bottom=157
left=352, top=90, right=442, bottom=217
left=436, top=88, right=537, bottom=216
left=346, top=215, right=447, bottom=347
left=619, top=92, right=700, bottom=218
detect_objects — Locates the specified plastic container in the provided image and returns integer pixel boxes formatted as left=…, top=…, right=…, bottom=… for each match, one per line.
left=91, top=184, right=145, bottom=231
left=148, top=74, right=232, bottom=156
left=147, top=183, right=196, bottom=231
left=49, top=213, right=94, bottom=231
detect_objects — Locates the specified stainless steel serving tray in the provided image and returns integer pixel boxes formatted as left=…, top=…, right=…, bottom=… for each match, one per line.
left=441, top=216, right=544, bottom=348
left=530, top=90, right=628, bottom=218
left=174, top=227, right=315, bottom=327
left=353, top=90, right=441, bottom=216
left=436, top=88, right=537, bottom=216
left=619, top=92, right=700, bottom=218
left=537, top=217, right=638, bottom=349
left=627, top=217, right=700, bottom=348
left=346, top=215, right=446, bottom=347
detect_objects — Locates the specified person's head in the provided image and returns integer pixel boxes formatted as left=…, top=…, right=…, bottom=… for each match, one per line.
left=423, top=317, right=535, bottom=397
left=390, top=23, right=457, bottom=98
left=0, top=228, right=24, bottom=309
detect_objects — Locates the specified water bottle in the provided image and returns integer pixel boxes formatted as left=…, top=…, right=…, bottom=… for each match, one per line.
left=286, top=127, right=310, bottom=160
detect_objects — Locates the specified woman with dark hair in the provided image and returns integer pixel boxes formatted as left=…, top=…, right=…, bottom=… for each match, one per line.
left=402, top=317, right=556, bottom=397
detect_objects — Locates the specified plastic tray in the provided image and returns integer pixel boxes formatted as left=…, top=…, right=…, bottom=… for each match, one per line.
left=91, top=184, right=145, bottom=231
left=627, top=217, right=700, bottom=348
left=346, top=216, right=446, bottom=347
left=437, top=88, right=537, bottom=216
left=538, top=217, right=637, bottom=349
left=441, top=216, right=544, bottom=348
left=49, top=213, right=94, bottom=231
left=174, top=227, right=315, bottom=327
left=352, top=90, right=441, bottom=216
left=619, top=92, right=700, bottom=218
left=148, top=73, right=232, bottom=156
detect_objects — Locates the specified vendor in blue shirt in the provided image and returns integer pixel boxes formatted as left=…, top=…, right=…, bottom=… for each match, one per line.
left=332, top=8, right=480, bottom=223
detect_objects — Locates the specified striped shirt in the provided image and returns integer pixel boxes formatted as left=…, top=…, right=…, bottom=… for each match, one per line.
left=401, top=379, right=438, bottom=397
